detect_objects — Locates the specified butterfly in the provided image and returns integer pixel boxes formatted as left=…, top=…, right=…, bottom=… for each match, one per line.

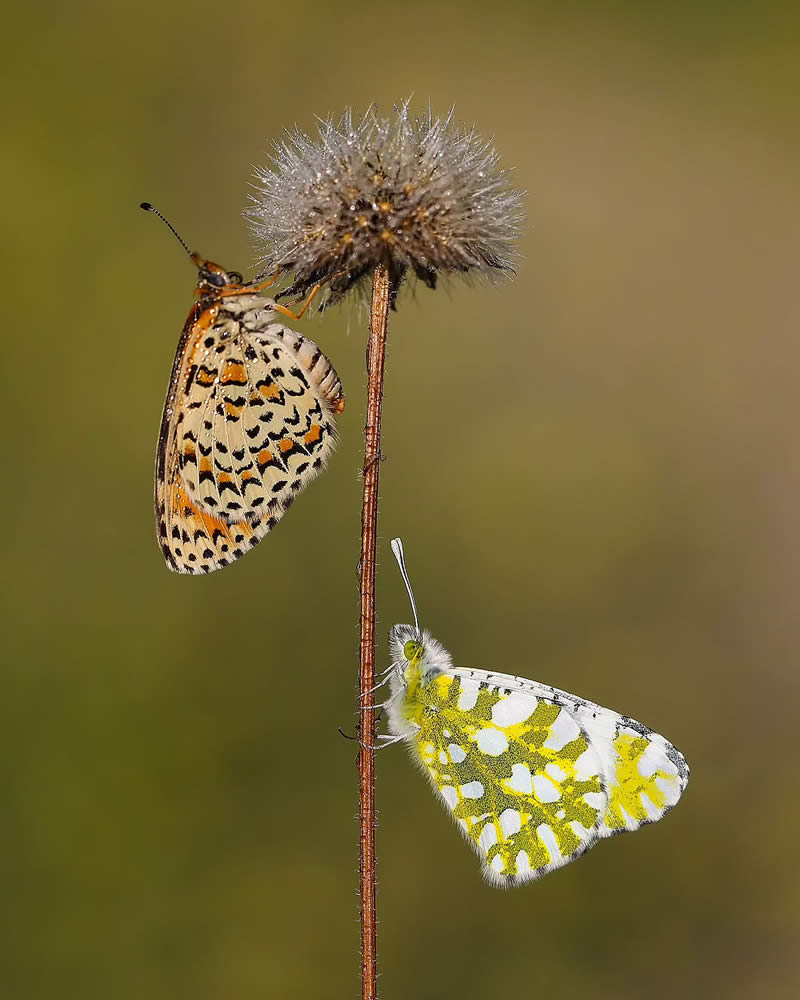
left=384, top=538, right=690, bottom=886
left=143, top=204, right=345, bottom=574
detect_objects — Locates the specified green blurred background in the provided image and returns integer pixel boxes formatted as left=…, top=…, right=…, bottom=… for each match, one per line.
left=2, top=1, right=799, bottom=996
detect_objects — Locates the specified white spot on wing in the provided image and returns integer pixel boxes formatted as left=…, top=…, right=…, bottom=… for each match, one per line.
left=637, top=742, right=664, bottom=778
left=440, top=786, right=458, bottom=808
left=570, top=819, right=592, bottom=840
left=583, top=791, right=605, bottom=811
left=515, top=850, right=531, bottom=876
left=618, top=804, right=635, bottom=828
left=460, top=781, right=484, bottom=799
left=499, top=808, right=522, bottom=837
left=640, top=793, right=661, bottom=820
left=479, top=823, right=498, bottom=852
left=655, top=774, right=680, bottom=803
left=457, top=680, right=479, bottom=711
left=491, top=691, right=536, bottom=727
left=448, top=743, right=467, bottom=763
left=543, top=709, right=581, bottom=751
left=532, top=774, right=561, bottom=803
left=574, top=747, right=600, bottom=780
left=505, top=762, right=533, bottom=794
left=545, top=762, right=567, bottom=782
left=491, top=855, right=504, bottom=873
left=475, top=728, right=508, bottom=756
left=537, top=823, right=562, bottom=864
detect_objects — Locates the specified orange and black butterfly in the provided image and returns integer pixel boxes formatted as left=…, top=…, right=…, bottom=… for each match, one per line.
left=143, top=204, right=345, bottom=575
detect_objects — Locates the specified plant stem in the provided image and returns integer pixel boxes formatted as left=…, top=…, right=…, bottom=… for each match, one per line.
left=359, top=261, right=391, bottom=1000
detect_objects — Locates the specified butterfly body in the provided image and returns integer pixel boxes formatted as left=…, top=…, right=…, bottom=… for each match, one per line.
left=386, top=612, right=689, bottom=886
left=155, top=257, right=344, bottom=574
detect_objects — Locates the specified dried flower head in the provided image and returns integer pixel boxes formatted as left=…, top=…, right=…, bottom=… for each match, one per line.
left=246, top=103, right=523, bottom=306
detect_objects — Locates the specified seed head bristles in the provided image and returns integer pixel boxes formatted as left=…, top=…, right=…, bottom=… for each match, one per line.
left=247, top=102, right=523, bottom=308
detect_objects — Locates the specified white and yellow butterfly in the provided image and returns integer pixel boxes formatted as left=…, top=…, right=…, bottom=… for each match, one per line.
left=385, top=538, right=690, bottom=886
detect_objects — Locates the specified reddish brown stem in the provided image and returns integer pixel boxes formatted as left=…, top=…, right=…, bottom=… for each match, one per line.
left=358, top=261, right=391, bottom=1000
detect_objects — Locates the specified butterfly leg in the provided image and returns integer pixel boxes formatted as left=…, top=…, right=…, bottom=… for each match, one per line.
left=359, top=673, right=394, bottom=699
left=273, top=284, right=321, bottom=321
left=243, top=267, right=282, bottom=293
left=374, top=733, right=405, bottom=749
left=216, top=268, right=281, bottom=299
left=337, top=724, right=382, bottom=751
left=360, top=688, right=404, bottom=716
left=338, top=713, right=401, bottom=751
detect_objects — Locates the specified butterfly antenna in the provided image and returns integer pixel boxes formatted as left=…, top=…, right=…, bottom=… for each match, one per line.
left=140, top=202, right=193, bottom=258
left=390, top=537, right=421, bottom=636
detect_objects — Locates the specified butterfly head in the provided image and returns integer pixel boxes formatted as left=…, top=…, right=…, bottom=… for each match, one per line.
left=191, top=254, right=245, bottom=296
left=389, top=619, right=421, bottom=659
left=389, top=624, right=452, bottom=677
left=389, top=623, right=423, bottom=673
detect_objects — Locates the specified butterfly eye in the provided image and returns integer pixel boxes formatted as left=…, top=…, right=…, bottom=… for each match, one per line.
left=403, top=639, right=422, bottom=662
left=228, top=271, right=243, bottom=284
left=199, top=269, right=226, bottom=287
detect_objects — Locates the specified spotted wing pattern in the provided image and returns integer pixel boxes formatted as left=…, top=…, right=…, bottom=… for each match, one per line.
left=409, top=671, right=607, bottom=884
left=156, top=297, right=344, bottom=574
left=409, top=668, right=688, bottom=885
left=458, top=668, right=690, bottom=839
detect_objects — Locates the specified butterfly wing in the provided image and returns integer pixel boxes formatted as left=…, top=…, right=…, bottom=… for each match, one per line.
left=451, top=667, right=690, bottom=840
left=406, top=668, right=610, bottom=885
left=155, top=302, right=343, bottom=574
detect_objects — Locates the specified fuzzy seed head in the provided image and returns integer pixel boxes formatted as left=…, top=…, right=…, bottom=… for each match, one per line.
left=246, top=103, right=523, bottom=306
